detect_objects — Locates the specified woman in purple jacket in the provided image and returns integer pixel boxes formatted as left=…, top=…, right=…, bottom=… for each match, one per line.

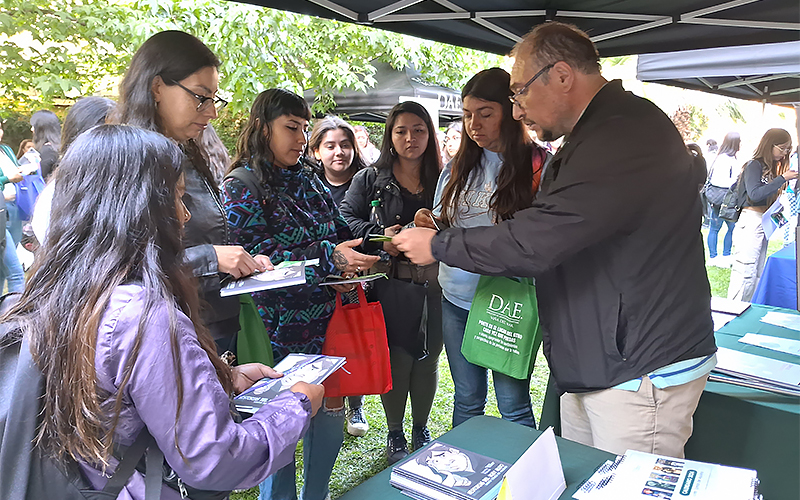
left=2, top=124, right=323, bottom=499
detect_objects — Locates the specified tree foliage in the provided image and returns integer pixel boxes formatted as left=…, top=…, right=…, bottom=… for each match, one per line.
left=671, top=104, right=709, bottom=142
left=0, top=0, right=505, bottom=114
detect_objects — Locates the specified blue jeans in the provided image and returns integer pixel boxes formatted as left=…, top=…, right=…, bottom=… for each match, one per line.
left=3, top=228, right=24, bottom=293
left=707, top=204, right=735, bottom=258
left=441, top=297, right=536, bottom=428
left=258, top=401, right=345, bottom=500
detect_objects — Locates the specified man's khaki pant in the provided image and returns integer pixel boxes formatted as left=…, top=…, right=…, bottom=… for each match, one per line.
left=560, top=375, right=708, bottom=458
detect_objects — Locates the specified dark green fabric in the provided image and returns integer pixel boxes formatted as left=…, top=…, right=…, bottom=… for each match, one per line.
left=685, top=304, right=800, bottom=500
left=235, top=294, right=274, bottom=367
left=339, top=415, right=613, bottom=500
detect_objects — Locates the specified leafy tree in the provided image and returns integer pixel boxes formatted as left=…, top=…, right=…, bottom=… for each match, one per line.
left=1, top=0, right=505, bottom=115
left=671, top=104, right=709, bottom=142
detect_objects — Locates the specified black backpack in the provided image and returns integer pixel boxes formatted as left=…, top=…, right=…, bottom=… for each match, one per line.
left=0, top=294, right=229, bottom=500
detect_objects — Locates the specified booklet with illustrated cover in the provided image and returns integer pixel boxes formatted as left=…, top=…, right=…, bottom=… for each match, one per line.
left=220, top=261, right=306, bottom=297
left=234, top=354, right=345, bottom=415
left=390, top=441, right=510, bottom=500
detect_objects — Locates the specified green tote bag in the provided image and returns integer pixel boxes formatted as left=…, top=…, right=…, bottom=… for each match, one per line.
left=236, top=294, right=274, bottom=367
left=462, top=276, right=542, bottom=380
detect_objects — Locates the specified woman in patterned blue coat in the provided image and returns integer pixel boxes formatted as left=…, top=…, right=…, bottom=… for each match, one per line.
left=221, top=88, right=378, bottom=500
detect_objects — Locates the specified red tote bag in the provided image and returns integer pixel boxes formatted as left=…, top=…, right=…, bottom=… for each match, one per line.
left=322, top=286, right=392, bottom=397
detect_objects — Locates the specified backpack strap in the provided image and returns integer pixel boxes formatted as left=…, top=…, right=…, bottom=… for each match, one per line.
left=225, top=167, right=269, bottom=211
left=103, top=429, right=160, bottom=499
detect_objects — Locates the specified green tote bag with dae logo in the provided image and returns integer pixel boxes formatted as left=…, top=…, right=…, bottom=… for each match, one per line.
left=462, top=276, right=542, bottom=380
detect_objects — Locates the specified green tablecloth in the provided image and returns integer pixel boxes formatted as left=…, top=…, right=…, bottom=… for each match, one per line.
left=339, top=415, right=614, bottom=500
left=538, top=303, right=799, bottom=500
left=685, top=304, right=800, bottom=500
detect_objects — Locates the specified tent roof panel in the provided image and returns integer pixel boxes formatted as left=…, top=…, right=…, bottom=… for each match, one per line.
left=236, top=0, right=800, bottom=56
left=637, top=41, right=800, bottom=104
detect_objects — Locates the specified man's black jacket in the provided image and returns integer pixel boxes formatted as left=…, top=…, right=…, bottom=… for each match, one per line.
left=432, top=80, right=716, bottom=394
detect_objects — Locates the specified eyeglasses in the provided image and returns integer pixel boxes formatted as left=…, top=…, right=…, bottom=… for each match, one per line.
left=773, top=144, right=792, bottom=154
left=509, top=63, right=555, bottom=107
left=167, top=79, right=228, bottom=113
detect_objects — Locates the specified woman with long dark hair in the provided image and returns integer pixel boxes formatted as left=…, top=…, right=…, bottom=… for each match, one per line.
left=705, top=131, right=741, bottom=266
left=222, top=88, right=378, bottom=500
left=30, top=110, right=61, bottom=180
left=436, top=68, right=546, bottom=429
left=340, top=100, right=443, bottom=464
left=110, top=30, right=270, bottom=355
left=0, top=124, right=322, bottom=499
left=308, top=115, right=366, bottom=207
left=728, top=128, right=797, bottom=301
left=307, top=115, right=372, bottom=437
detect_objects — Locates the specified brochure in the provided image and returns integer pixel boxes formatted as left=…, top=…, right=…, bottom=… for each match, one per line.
left=759, top=310, right=800, bottom=332
left=391, top=441, right=510, bottom=500
left=220, top=261, right=306, bottom=297
left=233, top=354, right=345, bottom=415
left=710, top=297, right=750, bottom=316
left=739, top=332, right=800, bottom=356
left=573, top=450, right=759, bottom=500
left=714, top=346, right=800, bottom=391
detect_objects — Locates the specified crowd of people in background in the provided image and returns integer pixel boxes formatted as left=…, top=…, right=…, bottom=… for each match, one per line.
left=0, top=19, right=797, bottom=500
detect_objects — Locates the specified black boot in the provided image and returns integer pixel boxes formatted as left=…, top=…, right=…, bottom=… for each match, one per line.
left=412, top=425, right=431, bottom=451
left=387, top=430, right=409, bottom=465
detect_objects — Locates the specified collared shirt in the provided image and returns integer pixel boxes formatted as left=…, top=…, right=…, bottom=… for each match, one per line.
left=613, top=354, right=717, bottom=391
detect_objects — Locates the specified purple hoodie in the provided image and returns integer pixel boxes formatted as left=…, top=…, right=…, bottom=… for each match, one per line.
left=78, top=284, right=311, bottom=499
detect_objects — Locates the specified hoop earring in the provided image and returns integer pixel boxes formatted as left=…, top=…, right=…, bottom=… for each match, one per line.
left=390, top=146, right=396, bottom=157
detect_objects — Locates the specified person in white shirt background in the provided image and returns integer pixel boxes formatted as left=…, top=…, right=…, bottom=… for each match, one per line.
left=706, top=132, right=741, bottom=267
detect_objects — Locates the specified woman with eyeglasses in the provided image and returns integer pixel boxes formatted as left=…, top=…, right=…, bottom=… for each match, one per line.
left=728, top=128, right=797, bottom=301
left=111, top=30, right=271, bottom=354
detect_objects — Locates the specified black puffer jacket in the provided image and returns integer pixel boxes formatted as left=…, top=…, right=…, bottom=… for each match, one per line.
left=180, top=154, right=239, bottom=334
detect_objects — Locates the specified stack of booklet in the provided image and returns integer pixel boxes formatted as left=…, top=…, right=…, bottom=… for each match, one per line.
left=573, top=450, right=761, bottom=500
left=233, top=353, right=345, bottom=416
left=390, top=441, right=510, bottom=500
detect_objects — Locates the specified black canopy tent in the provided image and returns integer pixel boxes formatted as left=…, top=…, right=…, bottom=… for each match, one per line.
left=636, top=40, right=800, bottom=105
left=238, top=0, right=799, bottom=57
left=303, top=62, right=463, bottom=123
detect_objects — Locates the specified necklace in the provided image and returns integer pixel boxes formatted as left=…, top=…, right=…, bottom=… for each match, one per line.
left=393, top=163, right=423, bottom=194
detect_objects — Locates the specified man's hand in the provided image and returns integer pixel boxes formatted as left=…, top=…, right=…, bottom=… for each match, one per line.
left=231, top=363, right=282, bottom=394
left=392, top=227, right=437, bottom=266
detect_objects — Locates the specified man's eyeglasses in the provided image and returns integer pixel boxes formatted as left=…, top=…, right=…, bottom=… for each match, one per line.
left=167, top=79, right=228, bottom=113
left=509, top=63, right=555, bottom=107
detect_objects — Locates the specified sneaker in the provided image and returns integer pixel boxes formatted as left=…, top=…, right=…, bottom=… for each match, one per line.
left=346, top=407, right=369, bottom=437
left=387, top=430, right=409, bottom=465
left=411, top=425, right=431, bottom=451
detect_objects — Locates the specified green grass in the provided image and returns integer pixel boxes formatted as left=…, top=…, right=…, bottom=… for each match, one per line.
left=233, top=228, right=792, bottom=499
left=231, top=348, right=550, bottom=499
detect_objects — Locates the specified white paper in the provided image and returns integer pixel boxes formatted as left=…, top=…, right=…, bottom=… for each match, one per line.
left=712, top=312, right=736, bottom=331
left=739, top=332, right=800, bottom=356
left=573, top=450, right=759, bottom=500
left=715, top=346, right=800, bottom=389
left=762, top=198, right=789, bottom=240
left=760, top=310, right=800, bottom=331
left=710, top=297, right=751, bottom=315
left=504, top=427, right=566, bottom=500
